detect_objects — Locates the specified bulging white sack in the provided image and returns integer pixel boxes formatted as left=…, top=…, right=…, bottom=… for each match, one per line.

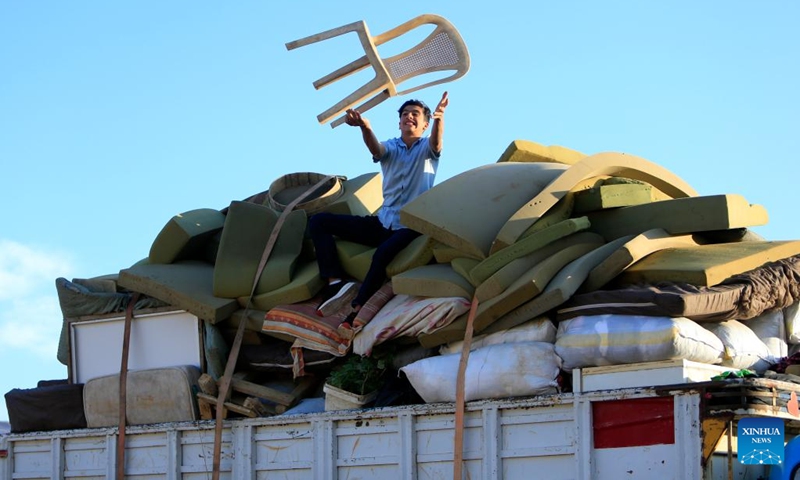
left=401, top=342, right=561, bottom=403
left=439, top=317, right=557, bottom=356
left=555, top=314, right=724, bottom=371
left=702, top=320, right=773, bottom=372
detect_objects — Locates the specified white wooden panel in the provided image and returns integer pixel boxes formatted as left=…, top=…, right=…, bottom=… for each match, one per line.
left=70, top=310, right=201, bottom=384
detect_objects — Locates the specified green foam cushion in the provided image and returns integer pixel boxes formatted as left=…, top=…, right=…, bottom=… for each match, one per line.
left=149, top=208, right=226, bottom=264
left=117, top=260, right=238, bottom=323
left=213, top=201, right=306, bottom=298
left=244, top=261, right=325, bottom=311
left=392, top=264, right=474, bottom=299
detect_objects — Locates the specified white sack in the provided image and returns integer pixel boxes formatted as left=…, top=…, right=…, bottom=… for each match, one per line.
left=439, top=317, right=557, bottom=356
left=745, top=310, right=787, bottom=360
left=400, top=342, right=561, bottom=403
left=702, top=320, right=773, bottom=372
left=555, top=314, right=724, bottom=371
left=784, top=302, right=800, bottom=344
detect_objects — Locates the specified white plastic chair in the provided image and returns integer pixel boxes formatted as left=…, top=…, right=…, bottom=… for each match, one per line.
left=286, top=14, right=470, bottom=128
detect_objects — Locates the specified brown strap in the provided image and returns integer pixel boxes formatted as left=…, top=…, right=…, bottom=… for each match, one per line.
left=453, top=295, right=479, bottom=480
left=211, top=175, right=334, bottom=480
left=116, top=292, right=139, bottom=480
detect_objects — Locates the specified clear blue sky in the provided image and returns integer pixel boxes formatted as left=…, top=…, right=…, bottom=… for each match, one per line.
left=1, top=2, right=798, bottom=422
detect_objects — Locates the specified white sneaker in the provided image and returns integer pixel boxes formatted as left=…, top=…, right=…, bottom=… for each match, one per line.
left=316, top=282, right=358, bottom=317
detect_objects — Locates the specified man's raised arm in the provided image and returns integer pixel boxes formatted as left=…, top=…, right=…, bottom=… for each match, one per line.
left=345, top=109, right=385, bottom=159
left=429, top=91, right=449, bottom=154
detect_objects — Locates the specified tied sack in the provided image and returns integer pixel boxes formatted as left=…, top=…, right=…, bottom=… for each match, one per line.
left=401, top=342, right=561, bottom=403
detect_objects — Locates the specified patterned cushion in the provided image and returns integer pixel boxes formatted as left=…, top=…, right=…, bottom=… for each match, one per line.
left=353, top=295, right=471, bottom=356
left=263, top=282, right=395, bottom=376
left=263, top=297, right=352, bottom=358
left=353, top=282, right=395, bottom=329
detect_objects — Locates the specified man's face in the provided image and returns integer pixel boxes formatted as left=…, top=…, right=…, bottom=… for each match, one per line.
left=398, top=105, right=428, bottom=136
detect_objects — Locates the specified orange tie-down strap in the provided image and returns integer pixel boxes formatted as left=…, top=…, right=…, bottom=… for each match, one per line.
left=211, top=175, right=335, bottom=480
left=453, top=295, right=479, bottom=480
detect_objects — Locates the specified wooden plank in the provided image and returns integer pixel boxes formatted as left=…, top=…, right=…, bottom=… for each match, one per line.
left=197, top=393, right=257, bottom=418
left=228, top=378, right=296, bottom=407
left=197, top=393, right=227, bottom=419
left=198, top=374, right=218, bottom=396
left=197, top=395, right=214, bottom=420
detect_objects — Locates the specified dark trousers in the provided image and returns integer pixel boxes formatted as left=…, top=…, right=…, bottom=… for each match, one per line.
left=308, top=212, right=420, bottom=307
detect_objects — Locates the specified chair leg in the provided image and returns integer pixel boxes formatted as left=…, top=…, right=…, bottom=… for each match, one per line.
left=329, top=90, right=392, bottom=128
left=313, top=55, right=371, bottom=90
left=285, top=20, right=366, bottom=50
left=317, top=76, right=392, bottom=125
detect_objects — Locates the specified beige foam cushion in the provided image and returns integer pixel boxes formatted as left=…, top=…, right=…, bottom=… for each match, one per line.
left=492, top=152, right=699, bottom=253
left=475, top=232, right=605, bottom=302
left=586, top=194, right=768, bottom=241
left=451, top=257, right=481, bottom=287
left=323, top=172, right=384, bottom=216
left=387, top=235, right=436, bottom=277
left=573, top=179, right=671, bottom=214
left=432, top=242, right=482, bottom=263
left=268, top=172, right=344, bottom=214
left=213, top=201, right=306, bottom=298
left=616, top=240, right=800, bottom=287
left=483, top=235, right=634, bottom=336
left=335, top=240, right=375, bottom=282
left=400, top=162, right=570, bottom=259
left=472, top=243, right=599, bottom=330
left=496, top=139, right=586, bottom=165
left=516, top=193, right=576, bottom=240
left=581, top=228, right=700, bottom=292
left=420, top=243, right=598, bottom=346
left=118, top=260, right=238, bottom=323
left=244, top=261, right=325, bottom=311
left=469, top=217, right=592, bottom=286
left=392, top=264, right=475, bottom=299
left=149, top=208, right=226, bottom=264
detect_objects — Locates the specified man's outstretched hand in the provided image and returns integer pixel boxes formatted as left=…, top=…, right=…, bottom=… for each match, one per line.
left=344, top=109, right=370, bottom=129
left=433, top=91, right=449, bottom=121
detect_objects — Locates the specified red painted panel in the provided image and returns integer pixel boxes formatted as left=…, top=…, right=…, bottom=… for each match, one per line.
left=592, top=397, right=675, bottom=449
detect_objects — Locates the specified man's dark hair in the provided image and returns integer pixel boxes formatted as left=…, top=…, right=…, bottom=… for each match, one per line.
left=398, top=99, right=431, bottom=122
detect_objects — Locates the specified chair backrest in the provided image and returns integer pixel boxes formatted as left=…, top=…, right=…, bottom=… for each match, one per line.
left=286, top=14, right=469, bottom=127
left=375, top=14, right=470, bottom=96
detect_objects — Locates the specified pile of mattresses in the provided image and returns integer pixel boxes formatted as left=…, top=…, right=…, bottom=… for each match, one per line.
left=10, top=139, right=800, bottom=432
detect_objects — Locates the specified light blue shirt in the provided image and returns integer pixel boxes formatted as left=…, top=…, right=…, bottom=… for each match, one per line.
left=374, top=136, right=439, bottom=230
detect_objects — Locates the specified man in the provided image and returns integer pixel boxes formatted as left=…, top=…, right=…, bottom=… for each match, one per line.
left=308, top=91, right=449, bottom=331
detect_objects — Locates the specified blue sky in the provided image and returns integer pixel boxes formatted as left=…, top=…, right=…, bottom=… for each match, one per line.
left=1, top=2, right=798, bottom=422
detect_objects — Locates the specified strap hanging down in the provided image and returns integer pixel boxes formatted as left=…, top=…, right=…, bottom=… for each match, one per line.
left=211, top=175, right=334, bottom=480
left=453, top=295, right=479, bottom=480
left=116, top=292, right=140, bottom=480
